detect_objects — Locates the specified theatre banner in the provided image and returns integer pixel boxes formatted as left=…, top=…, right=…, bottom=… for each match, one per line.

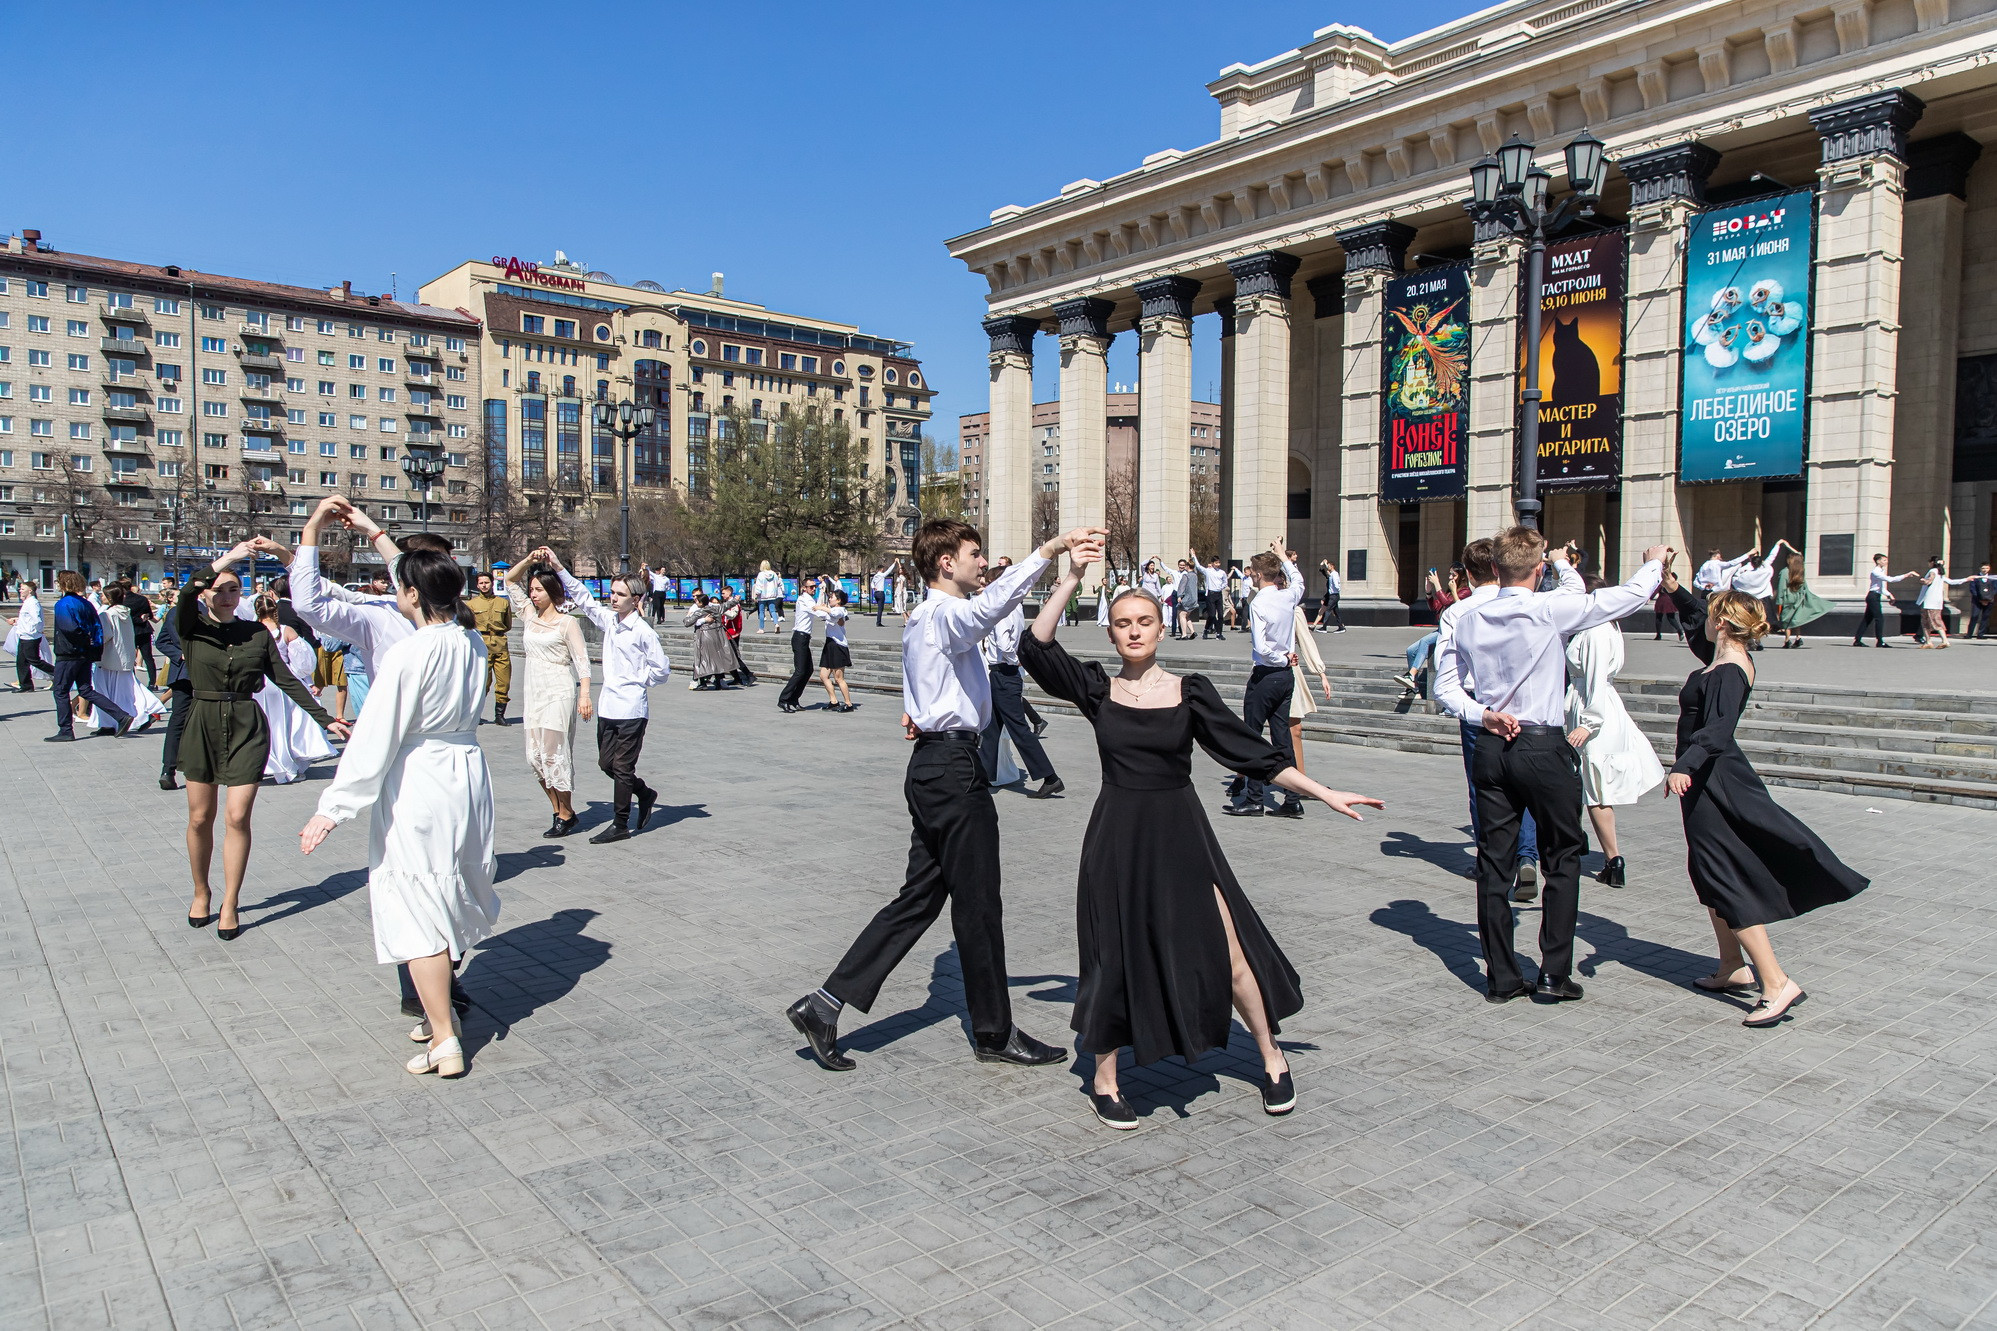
left=1520, top=231, right=1624, bottom=492
left=1381, top=264, right=1470, bottom=503
left=1679, top=189, right=1814, bottom=482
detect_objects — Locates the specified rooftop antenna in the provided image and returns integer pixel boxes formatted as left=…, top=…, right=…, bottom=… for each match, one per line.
left=390, top=271, right=398, bottom=301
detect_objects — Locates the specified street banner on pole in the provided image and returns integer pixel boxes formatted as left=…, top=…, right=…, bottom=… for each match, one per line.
left=1381, top=264, right=1471, bottom=502
left=1519, top=231, right=1625, bottom=492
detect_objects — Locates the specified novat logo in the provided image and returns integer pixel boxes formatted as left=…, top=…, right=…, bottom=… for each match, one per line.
left=1711, top=208, right=1786, bottom=238
left=490, top=256, right=585, bottom=291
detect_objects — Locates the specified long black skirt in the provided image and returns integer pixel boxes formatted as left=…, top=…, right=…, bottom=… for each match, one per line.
left=1680, top=751, right=1869, bottom=929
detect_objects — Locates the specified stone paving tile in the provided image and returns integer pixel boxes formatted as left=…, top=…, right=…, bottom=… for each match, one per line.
left=3, top=673, right=1997, bottom=1330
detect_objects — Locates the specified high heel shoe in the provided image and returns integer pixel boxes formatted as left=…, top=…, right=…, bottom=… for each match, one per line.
left=187, top=912, right=214, bottom=928
left=1598, top=856, right=1626, bottom=888
left=217, top=917, right=242, bottom=941
left=405, top=1036, right=466, bottom=1077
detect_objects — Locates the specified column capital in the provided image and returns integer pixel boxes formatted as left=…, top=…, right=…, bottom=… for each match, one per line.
left=1906, top=131, right=1983, bottom=200
left=1053, top=297, right=1115, bottom=341
left=981, top=315, right=1039, bottom=357
left=1809, top=88, right=1925, bottom=164
left=1464, top=200, right=1517, bottom=245
left=1334, top=221, right=1416, bottom=273
left=1133, top=276, right=1200, bottom=321
left=1616, top=143, right=1721, bottom=207
left=1226, top=251, right=1302, bottom=299
left=1305, top=274, right=1342, bottom=320
left=1214, top=297, right=1236, bottom=335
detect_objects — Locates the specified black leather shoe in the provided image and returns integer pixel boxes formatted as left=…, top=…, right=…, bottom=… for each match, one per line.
left=1268, top=801, right=1304, bottom=820
left=588, top=824, right=630, bottom=844
left=114, top=713, right=135, bottom=738
left=44, top=733, right=76, bottom=743
left=1599, top=856, right=1626, bottom=888
left=1091, top=1092, right=1138, bottom=1129
left=1486, top=984, right=1533, bottom=1004
left=1221, top=802, right=1263, bottom=817
left=1025, top=776, right=1065, bottom=799
left=972, top=1027, right=1066, bottom=1065
left=1535, top=974, right=1585, bottom=1002
left=160, top=774, right=180, bottom=791
left=786, top=995, right=854, bottom=1071
left=1511, top=863, right=1539, bottom=903
left=1260, top=1070, right=1296, bottom=1114
left=634, top=788, right=656, bottom=831
left=542, top=816, right=580, bottom=839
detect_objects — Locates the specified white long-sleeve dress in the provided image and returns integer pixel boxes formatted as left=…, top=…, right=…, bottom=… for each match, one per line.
left=1564, top=621, right=1665, bottom=806
left=315, top=623, right=498, bottom=965
left=89, top=604, right=167, bottom=730
left=259, top=630, right=336, bottom=783
left=505, top=585, right=589, bottom=790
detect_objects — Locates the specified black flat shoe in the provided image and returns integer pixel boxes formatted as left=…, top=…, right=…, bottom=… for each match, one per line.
left=187, top=913, right=213, bottom=929
left=786, top=995, right=854, bottom=1071
left=1091, top=1092, right=1138, bottom=1130
left=217, top=919, right=242, bottom=941
left=971, top=1027, right=1066, bottom=1065
left=1599, top=855, right=1626, bottom=888
left=1025, top=776, right=1065, bottom=799
left=546, top=816, right=581, bottom=838
left=160, top=774, right=180, bottom=791
left=634, top=789, right=656, bottom=831
left=1486, top=984, right=1533, bottom=1004
left=1535, top=974, right=1585, bottom=1002
left=1260, top=1070, right=1296, bottom=1114
left=587, top=824, right=630, bottom=844
left=43, top=734, right=76, bottom=743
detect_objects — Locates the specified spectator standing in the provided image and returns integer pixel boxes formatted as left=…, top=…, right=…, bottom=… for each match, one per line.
left=1967, top=563, right=1996, bottom=640
left=752, top=561, right=784, bottom=632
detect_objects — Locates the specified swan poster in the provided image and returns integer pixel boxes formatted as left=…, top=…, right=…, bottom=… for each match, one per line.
left=1679, top=189, right=1814, bottom=483
left=1518, top=231, right=1625, bottom=492
left=1381, top=264, right=1470, bottom=503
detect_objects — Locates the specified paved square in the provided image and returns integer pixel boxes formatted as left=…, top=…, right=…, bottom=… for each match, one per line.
left=2, top=671, right=1993, bottom=1330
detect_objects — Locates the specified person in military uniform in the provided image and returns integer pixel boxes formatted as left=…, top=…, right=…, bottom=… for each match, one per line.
left=465, top=569, right=514, bottom=724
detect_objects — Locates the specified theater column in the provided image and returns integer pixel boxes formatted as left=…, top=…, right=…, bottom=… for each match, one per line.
left=1466, top=210, right=1524, bottom=540
left=1056, top=297, right=1114, bottom=590
left=1225, top=252, right=1301, bottom=562
left=1615, top=143, right=1719, bottom=577
left=1217, top=298, right=1236, bottom=554
left=1334, top=222, right=1416, bottom=622
left=983, top=315, right=1039, bottom=563
left=1804, top=89, right=1924, bottom=604
left=1136, top=277, right=1199, bottom=564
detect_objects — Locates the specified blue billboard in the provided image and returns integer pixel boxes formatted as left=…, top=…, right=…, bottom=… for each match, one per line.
left=1678, top=189, right=1814, bottom=483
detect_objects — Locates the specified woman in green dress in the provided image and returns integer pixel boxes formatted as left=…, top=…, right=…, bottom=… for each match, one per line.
left=1774, top=552, right=1834, bottom=649
left=177, top=541, right=349, bottom=939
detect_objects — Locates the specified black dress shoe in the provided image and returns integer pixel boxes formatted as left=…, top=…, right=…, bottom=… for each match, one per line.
left=1535, top=974, right=1585, bottom=1001
left=43, top=733, right=76, bottom=743
left=786, top=995, right=854, bottom=1071
left=1599, top=856, right=1626, bottom=888
left=634, top=788, right=656, bottom=831
left=1485, top=984, right=1533, bottom=1004
left=1025, top=776, right=1065, bottom=799
left=972, top=1027, right=1066, bottom=1065
left=160, top=774, right=180, bottom=791
left=1091, top=1091, right=1138, bottom=1130
left=1221, top=802, right=1263, bottom=817
left=1260, top=1070, right=1296, bottom=1114
left=542, top=816, right=580, bottom=839
left=1268, top=800, right=1304, bottom=820
left=588, top=824, right=630, bottom=844
left=114, top=713, right=135, bottom=738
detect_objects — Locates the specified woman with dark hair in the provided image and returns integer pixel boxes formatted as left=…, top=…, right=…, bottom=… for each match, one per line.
left=501, top=554, right=591, bottom=836
left=1774, top=552, right=1833, bottom=648
left=302, top=547, right=498, bottom=1078
left=1021, top=544, right=1384, bottom=1129
left=1660, top=566, right=1869, bottom=1027
left=1915, top=556, right=1972, bottom=648
left=818, top=587, right=854, bottom=711
left=125, top=581, right=159, bottom=685
left=176, top=542, right=348, bottom=938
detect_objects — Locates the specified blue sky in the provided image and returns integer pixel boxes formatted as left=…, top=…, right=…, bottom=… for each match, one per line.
left=13, top=0, right=1475, bottom=453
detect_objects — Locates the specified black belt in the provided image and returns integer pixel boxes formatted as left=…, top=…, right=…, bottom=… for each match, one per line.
left=914, top=729, right=980, bottom=745
left=193, top=690, right=252, bottom=702
left=1515, top=724, right=1565, bottom=734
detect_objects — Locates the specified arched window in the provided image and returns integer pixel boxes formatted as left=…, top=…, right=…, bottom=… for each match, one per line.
left=596, top=379, right=609, bottom=400
left=562, top=374, right=576, bottom=396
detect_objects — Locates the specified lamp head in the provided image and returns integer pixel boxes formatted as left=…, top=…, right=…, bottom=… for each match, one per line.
left=1469, top=155, right=1502, bottom=206
left=1564, top=129, right=1606, bottom=199
left=1523, top=164, right=1552, bottom=214
left=638, top=406, right=656, bottom=428
left=1497, top=135, right=1535, bottom=190
left=592, top=401, right=611, bottom=427
left=618, top=400, right=634, bottom=426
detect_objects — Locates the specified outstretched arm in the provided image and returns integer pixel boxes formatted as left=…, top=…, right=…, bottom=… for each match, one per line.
left=1031, top=550, right=1091, bottom=643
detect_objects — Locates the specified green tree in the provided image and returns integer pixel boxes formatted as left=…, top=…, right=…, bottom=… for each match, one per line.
left=688, top=404, right=880, bottom=575
left=918, top=437, right=962, bottom=524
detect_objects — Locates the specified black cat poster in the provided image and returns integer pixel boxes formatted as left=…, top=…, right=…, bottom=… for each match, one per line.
left=1518, top=231, right=1625, bottom=492
left=1381, top=264, right=1470, bottom=503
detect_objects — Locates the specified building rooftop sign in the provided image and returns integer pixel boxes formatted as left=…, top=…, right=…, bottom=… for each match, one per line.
left=491, top=256, right=585, bottom=292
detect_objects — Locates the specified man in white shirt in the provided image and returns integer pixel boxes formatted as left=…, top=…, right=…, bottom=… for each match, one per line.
left=541, top=549, right=672, bottom=843
left=1225, top=540, right=1307, bottom=819
left=871, top=561, right=893, bottom=626
left=643, top=564, right=671, bottom=624
left=1316, top=561, right=1345, bottom=631
left=1192, top=550, right=1229, bottom=640
left=777, top=577, right=821, bottom=712
left=788, top=519, right=1104, bottom=1073
left=977, top=569, right=1061, bottom=799
left=1447, top=527, right=1666, bottom=1004
left=1855, top=552, right=1917, bottom=647
left=10, top=580, right=47, bottom=692
left=1692, top=547, right=1752, bottom=593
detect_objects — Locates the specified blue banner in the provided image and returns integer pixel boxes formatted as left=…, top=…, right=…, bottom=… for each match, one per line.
left=1679, top=189, right=1814, bottom=483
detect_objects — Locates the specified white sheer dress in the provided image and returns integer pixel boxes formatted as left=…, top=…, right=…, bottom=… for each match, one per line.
left=505, top=585, right=589, bottom=790
left=258, top=629, right=336, bottom=783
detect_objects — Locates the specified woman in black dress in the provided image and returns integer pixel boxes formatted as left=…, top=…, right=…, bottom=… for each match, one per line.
left=1662, top=572, right=1868, bottom=1027
left=1022, top=545, right=1383, bottom=1129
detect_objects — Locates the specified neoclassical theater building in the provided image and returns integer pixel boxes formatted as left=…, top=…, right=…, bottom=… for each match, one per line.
left=945, top=0, right=1997, bottom=621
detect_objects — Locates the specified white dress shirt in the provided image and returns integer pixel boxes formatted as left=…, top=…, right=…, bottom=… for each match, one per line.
left=1869, top=566, right=1914, bottom=596
left=1730, top=561, right=1776, bottom=598
left=1200, top=564, right=1227, bottom=593
left=1447, top=562, right=1662, bottom=729
left=1324, top=568, right=1341, bottom=596
left=1247, top=555, right=1306, bottom=667
left=1694, top=553, right=1751, bottom=591
left=648, top=570, right=669, bottom=593
left=1431, top=560, right=1583, bottom=723
left=289, top=546, right=411, bottom=675
left=14, top=591, right=43, bottom=639
left=904, top=554, right=1048, bottom=733
left=558, top=571, right=669, bottom=720
left=791, top=591, right=819, bottom=635
left=981, top=605, right=1025, bottom=666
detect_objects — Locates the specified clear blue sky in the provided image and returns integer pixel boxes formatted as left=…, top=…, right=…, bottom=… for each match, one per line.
left=13, top=0, right=1473, bottom=454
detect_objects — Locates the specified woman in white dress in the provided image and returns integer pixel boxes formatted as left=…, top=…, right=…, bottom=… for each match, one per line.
left=300, top=548, right=498, bottom=1079
left=500, top=554, right=592, bottom=836
left=89, top=583, right=166, bottom=734
left=1565, top=586, right=1666, bottom=888
left=1915, top=557, right=1973, bottom=648
left=254, top=592, right=336, bottom=783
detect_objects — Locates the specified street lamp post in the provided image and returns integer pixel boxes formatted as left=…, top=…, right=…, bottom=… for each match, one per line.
left=592, top=397, right=655, bottom=578
left=400, top=449, right=447, bottom=535
left=1464, top=130, right=1607, bottom=531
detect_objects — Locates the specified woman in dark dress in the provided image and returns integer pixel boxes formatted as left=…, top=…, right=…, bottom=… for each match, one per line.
left=177, top=542, right=348, bottom=939
left=1662, top=571, right=1868, bottom=1027
left=1022, top=545, right=1383, bottom=1129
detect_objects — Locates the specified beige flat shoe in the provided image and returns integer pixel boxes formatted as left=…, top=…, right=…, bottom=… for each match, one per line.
left=406, top=1036, right=465, bottom=1077
left=1694, top=967, right=1759, bottom=993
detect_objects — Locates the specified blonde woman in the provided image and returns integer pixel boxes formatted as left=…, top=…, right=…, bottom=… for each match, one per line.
left=501, top=551, right=592, bottom=837
left=1660, top=571, right=1869, bottom=1027
left=1286, top=603, right=1331, bottom=775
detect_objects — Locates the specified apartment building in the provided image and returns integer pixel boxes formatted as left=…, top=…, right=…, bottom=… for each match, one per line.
left=957, top=393, right=1223, bottom=525
left=0, top=229, right=482, bottom=586
left=418, top=255, right=935, bottom=541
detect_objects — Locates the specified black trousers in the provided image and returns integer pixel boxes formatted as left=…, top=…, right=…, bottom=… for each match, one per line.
left=1969, top=603, right=1991, bottom=638
left=874, top=592, right=886, bottom=626
left=778, top=630, right=814, bottom=707
left=1855, top=591, right=1887, bottom=645
left=825, top=735, right=1012, bottom=1037
left=1201, top=590, right=1226, bottom=638
left=1320, top=594, right=1344, bottom=628
left=1654, top=612, right=1682, bottom=640
left=979, top=663, right=1054, bottom=782
left=1239, top=664, right=1297, bottom=804
left=15, top=640, right=48, bottom=690
left=647, top=591, right=668, bottom=623
left=596, top=716, right=654, bottom=822
left=134, top=630, right=156, bottom=686
left=1471, top=727, right=1587, bottom=992
left=51, top=659, right=127, bottom=736
left=161, top=681, right=191, bottom=774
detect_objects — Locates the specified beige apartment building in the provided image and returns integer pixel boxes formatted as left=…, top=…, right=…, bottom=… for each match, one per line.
left=0, top=230, right=481, bottom=587
left=947, top=0, right=1997, bottom=622
left=417, top=255, right=935, bottom=545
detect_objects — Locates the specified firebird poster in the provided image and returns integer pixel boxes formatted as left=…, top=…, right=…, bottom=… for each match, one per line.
left=1382, top=265, right=1470, bottom=502
left=1518, top=231, right=1625, bottom=492
left=1679, top=189, right=1814, bottom=482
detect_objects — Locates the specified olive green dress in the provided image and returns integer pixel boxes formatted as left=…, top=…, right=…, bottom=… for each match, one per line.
left=175, top=572, right=335, bottom=785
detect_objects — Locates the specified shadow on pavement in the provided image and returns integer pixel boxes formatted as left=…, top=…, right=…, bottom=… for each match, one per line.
left=1377, top=828, right=1476, bottom=874
left=459, top=908, right=611, bottom=1054
left=1574, top=911, right=1751, bottom=1007
left=1369, top=897, right=1487, bottom=993
left=241, top=869, right=366, bottom=932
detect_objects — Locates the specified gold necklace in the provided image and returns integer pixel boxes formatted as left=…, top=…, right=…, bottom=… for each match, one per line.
left=1116, top=667, right=1167, bottom=701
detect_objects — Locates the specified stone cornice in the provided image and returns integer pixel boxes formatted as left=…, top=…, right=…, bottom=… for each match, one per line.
left=1906, top=132, right=1985, bottom=201
left=1334, top=222, right=1416, bottom=273
left=1134, top=276, right=1201, bottom=320
left=981, top=315, right=1039, bottom=356
left=1306, top=274, right=1343, bottom=319
left=1053, top=297, right=1115, bottom=341
left=1226, top=252, right=1302, bottom=298
left=1808, top=88, right=1925, bottom=163
left=1616, top=143, right=1723, bottom=206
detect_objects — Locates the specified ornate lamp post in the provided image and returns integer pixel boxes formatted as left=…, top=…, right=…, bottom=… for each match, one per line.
left=592, top=397, right=654, bottom=577
left=1465, top=129, right=1607, bottom=530
left=399, top=449, right=448, bottom=534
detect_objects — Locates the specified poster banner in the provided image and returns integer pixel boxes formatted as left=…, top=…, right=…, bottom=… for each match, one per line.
left=1679, top=189, right=1814, bottom=482
left=1519, top=231, right=1624, bottom=491
left=1381, top=264, right=1471, bottom=503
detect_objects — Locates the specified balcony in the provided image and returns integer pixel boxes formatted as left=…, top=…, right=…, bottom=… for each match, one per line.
left=103, top=434, right=152, bottom=453
left=239, top=383, right=284, bottom=406
left=101, top=304, right=149, bottom=326
left=405, top=343, right=442, bottom=360
left=102, top=405, right=151, bottom=425
left=240, top=324, right=281, bottom=343
left=406, top=401, right=445, bottom=420
left=238, top=350, right=284, bottom=372
left=240, top=419, right=283, bottom=439
left=101, top=336, right=152, bottom=358
left=101, top=373, right=151, bottom=393
left=405, top=373, right=437, bottom=391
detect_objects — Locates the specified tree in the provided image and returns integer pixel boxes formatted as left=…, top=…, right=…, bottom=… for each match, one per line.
left=918, top=437, right=963, bottom=524
left=465, top=424, right=532, bottom=570
left=687, top=404, right=881, bottom=576
left=1189, top=471, right=1221, bottom=562
left=1103, top=462, right=1142, bottom=577
left=50, top=455, right=107, bottom=571
left=1031, top=486, right=1060, bottom=550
